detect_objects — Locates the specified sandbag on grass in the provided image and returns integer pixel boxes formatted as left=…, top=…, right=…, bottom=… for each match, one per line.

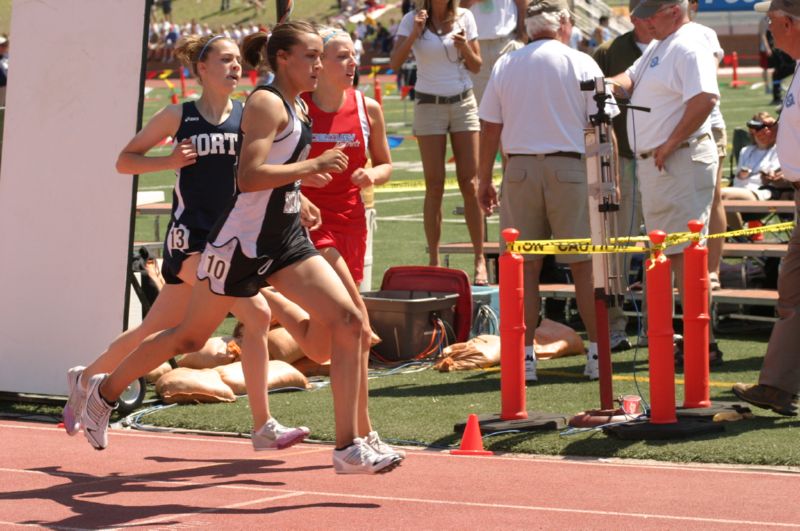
left=434, top=334, right=500, bottom=372
left=534, top=319, right=585, bottom=359
left=216, top=360, right=310, bottom=395
left=292, top=356, right=331, bottom=377
left=145, top=361, right=172, bottom=384
left=156, top=367, right=236, bottom=404
left=176, top=337, right=239, bottom=369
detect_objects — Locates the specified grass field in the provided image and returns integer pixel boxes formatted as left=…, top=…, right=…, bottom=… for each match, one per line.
left=0, top=0, right=793, bottom=463
left=2, top=73, right=795, bottom=466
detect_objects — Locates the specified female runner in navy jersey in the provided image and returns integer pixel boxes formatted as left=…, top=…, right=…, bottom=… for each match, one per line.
left=64, top=34, right=310, bottom=452
left=260, top=26, right=405, bottom=459
left=80, top=22, right=402, bottom=475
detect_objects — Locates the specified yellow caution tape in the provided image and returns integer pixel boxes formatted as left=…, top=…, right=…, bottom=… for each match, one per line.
left=508, top=240, right=645, bottom=255
left=508, top=221, right=795, bottom=256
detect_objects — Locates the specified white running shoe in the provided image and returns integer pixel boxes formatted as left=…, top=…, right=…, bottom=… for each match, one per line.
left=63, top=366, right=86, bottom=436
left=251, top=418, right=310, bottom=451
left=332, top=437, right=402, bottom=474
left=82, top=374, right=117, bottom=450
left=524, top=346, right=537, bottom=383
left=584, top=352, right=599, bottom=380
left=609, top=330, right=631, bottom=352
left=366, top=431, right=406, bottom=459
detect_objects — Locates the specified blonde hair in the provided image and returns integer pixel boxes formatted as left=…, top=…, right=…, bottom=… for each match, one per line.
left=317, top=25, right=351, bottom=46
left=174, top=34, right=235, bottom=77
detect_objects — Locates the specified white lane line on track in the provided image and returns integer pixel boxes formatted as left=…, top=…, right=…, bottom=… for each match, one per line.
left=2, top=465, right=798, bottom=529
left=3, top=421, right=800, bottom=477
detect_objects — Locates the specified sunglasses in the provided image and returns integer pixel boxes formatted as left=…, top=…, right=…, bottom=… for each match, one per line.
left=747, top=120, right=775, bottom=131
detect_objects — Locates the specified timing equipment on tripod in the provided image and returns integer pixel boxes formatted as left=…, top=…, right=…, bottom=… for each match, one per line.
left=580, top=75, right=649, bottom=410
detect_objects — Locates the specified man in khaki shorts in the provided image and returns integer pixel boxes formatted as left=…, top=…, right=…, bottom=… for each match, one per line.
left=609, top=0, right=723, bottom=364
left=477, top=0, right=618, bottom=381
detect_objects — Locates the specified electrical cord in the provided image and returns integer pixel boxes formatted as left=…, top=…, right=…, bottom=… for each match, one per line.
left=472, top=304, right=499, bottom=336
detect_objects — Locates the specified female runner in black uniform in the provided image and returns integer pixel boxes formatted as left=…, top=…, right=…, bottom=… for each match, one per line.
left=66, top=34, right=309, bottom=453
left=81, top=22, right=401, bottom=475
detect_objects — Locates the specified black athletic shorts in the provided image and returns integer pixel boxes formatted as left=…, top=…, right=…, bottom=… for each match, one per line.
left=197, top=227, right=319, bottom=297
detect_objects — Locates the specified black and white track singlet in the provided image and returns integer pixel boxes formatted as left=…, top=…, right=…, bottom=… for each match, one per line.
left=199, top=86, right=316, bottom=297
left=161, top=100, right=242, bottom=283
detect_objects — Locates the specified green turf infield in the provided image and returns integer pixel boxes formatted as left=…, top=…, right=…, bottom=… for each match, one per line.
left=2, top=75, right=793, bottom=466
left=122, top=76, right=800, bottom=465
left=8, top=329, right=797, bottom=466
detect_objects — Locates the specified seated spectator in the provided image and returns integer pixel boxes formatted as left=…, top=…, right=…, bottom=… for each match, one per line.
left=163, top=23, right=180, bottom=62
left=722, top=112, right=786, bottom=228
left=592, top=15, right=611, bottom=47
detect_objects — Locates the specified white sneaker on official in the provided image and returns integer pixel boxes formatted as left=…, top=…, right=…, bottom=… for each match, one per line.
left=63, top=366, right=86, bottom=436
left=609, top=330, right=631, bottom=352
left=366, top=431, right=406, bottom=459
left=524, top=346, right=537, bottom=383
left=333, top=437, right=402, bottom=474
left=82, top=374, right=117, bottom=450
left=251, top=418, right=310, bottom=451
left=584, top=352, right=599, bottom=380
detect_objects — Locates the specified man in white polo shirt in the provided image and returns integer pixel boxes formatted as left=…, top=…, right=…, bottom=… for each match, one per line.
left=609, top=0, right=721, bottom=361
left=733, top=0, right=800, bottom=416
left=477, top=0, right=618, bottom=381
left=460, top=0, right=528, bottom=104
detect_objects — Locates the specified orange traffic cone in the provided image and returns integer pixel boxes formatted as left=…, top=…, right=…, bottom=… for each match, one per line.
left=451, top=414, right=493, bottom=456
left=171, top=91, right=179, bottom=104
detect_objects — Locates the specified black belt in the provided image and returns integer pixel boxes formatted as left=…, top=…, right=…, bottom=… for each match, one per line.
left=415, top=89, right=473, bottom=104
left=507, top=151, right=583, bottom=160
left=637, top=132, right=711, bottom=160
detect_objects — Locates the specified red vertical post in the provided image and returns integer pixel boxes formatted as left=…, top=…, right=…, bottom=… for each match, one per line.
left=179, top=67, right=187, bottom=98
left=373, top=76, right=383, bottom=107
left=248, top=69, right=258, bottom=88
left=646, top=230, right=677, bottom=424
left=595, top=296, right=613, bottom=410
left=500, top=228, right=527, bottom=420
left=730, top=51, right=747, bottom=88
left=682, top=220, right=711, bottom=408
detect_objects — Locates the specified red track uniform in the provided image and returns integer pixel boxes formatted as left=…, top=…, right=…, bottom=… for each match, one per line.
left=301, top=88, right=371, bottom=283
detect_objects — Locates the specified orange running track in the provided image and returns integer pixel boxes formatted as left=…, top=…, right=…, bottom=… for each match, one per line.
left=1, top=419, right=799, bottom=529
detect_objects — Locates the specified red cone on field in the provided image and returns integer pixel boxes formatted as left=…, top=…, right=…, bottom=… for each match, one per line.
left=171, top=91, right=179, bottom=104
left=373, top=78, right=383, bottom=107
left=451, top=414, right=493, bottom=456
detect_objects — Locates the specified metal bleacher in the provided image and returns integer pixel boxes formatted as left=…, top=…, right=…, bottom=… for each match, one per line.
left=571, top=0, right=632, bottom=43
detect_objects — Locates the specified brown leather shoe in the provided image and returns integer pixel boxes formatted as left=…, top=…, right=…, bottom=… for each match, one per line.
left=732, top=383, right=799, bottom=416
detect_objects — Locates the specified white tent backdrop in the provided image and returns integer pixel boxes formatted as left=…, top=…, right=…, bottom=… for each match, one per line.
left=0, top=0, right=148, bottom=394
